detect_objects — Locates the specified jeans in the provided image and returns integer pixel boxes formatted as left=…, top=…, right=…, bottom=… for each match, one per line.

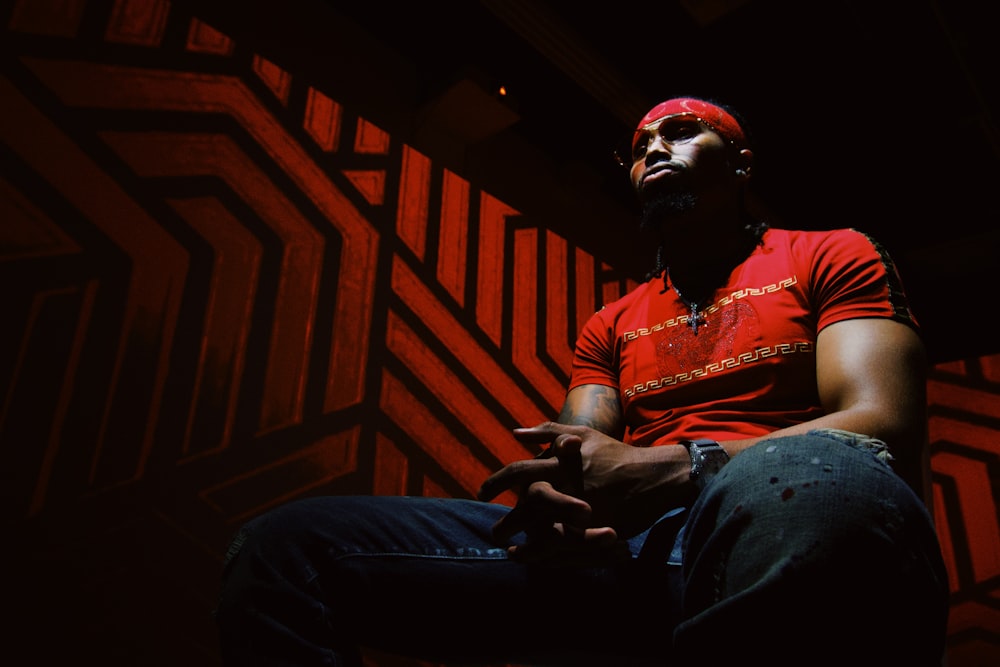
left=215, top=430, right=949, bottom=667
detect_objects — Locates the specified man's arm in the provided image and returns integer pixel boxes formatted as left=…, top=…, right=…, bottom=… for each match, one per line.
left=814, top=317, right=930, bottom=501
left=719, top=317, right=930, bottom=501
left=478, top=316, right=932, bottom=555
left=554, top=383, right=626, bottom=440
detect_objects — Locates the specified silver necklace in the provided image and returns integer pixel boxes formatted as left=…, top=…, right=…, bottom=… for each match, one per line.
left=664, top=270, right=708, bottom=334
left=673, top=285, right=708, bottom=333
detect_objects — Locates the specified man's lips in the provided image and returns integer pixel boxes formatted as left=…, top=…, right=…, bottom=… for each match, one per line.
left=640, top=162, right=681, bottom=188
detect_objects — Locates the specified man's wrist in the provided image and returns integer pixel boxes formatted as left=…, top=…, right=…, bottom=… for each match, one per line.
left=679, top=439, right=730, bottom=490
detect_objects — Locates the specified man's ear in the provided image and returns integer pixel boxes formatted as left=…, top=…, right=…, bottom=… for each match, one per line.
left=735, top=148, right=753, bottom=179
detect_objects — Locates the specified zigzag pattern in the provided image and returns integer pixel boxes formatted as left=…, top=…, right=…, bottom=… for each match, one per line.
left=928, top=356, right=1000, bottom=665
left=1, top=2, right=637, bottom=664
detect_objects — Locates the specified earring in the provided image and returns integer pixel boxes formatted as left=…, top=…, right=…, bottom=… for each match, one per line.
left=736, top=169, right=747, bottom=176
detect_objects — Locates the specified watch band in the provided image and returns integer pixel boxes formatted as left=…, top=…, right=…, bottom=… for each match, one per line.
left=680, top=438, right=730, bottom=490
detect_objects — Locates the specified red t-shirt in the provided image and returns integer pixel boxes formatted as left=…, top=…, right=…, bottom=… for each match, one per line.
left=569, top=228, right=918, bottom=447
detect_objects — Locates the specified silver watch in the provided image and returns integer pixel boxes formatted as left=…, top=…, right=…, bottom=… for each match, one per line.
left=680, top=439, right=730, bottom=490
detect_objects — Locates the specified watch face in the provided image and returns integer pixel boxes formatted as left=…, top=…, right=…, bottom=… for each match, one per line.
left=687, top=441, right=729, bottom=488
left=684, top=440, right=730, bottom=489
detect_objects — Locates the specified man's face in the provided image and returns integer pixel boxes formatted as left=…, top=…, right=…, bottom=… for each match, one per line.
left=628, top=114, right=734, bottom=203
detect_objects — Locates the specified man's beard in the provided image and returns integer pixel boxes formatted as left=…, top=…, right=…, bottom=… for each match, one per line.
left=638, top=190, right=697, bottom=233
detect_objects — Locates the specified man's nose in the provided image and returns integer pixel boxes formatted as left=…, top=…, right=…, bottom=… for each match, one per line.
left=644, top=133, right=671, bottom=160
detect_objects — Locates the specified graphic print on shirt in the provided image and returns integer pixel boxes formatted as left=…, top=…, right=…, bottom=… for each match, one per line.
left=620, top=276, right=805, bottom=399
left=655, top=297, right=761, bottom=378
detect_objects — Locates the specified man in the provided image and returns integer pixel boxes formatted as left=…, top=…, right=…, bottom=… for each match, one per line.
left=216, top=97, right=949, bottom=666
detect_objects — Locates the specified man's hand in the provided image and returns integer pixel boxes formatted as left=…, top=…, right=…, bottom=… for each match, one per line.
left=478, top=431, right=616, bottom=563
left=477, top=422, right=689, bottom=563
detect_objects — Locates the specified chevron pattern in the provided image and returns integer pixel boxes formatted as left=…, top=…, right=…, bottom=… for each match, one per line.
left=1, top=1, right=996, bottom=665
left=928, top=358, right=1000, bottom=665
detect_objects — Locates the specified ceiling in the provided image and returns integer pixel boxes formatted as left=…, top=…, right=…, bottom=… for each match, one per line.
left=199, top=0, right=1000, bottom=363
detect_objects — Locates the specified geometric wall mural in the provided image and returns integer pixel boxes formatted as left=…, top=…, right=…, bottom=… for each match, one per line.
left=928, top=358, right=1000, bottom=667
left=2, top=2, right=997, bottom=666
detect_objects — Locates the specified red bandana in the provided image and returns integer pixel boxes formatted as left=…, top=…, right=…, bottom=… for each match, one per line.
left=636, top=98, right=747, bottom=148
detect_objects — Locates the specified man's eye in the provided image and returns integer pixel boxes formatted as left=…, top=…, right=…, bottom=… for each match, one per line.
left=631, top=141, right=648, bottom=162
left=661, top=124, right=698, bottom=142
left=629, top=122, right=700, bottom=161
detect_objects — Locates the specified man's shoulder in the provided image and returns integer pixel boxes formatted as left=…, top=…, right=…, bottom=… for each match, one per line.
left=766, top=226, right=865, bottom=243
left=766, top=227, right=877, bottom=256
left=588, top=277, right=660, bottom=322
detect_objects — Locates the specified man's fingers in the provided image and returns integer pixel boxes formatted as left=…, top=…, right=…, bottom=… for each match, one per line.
left=551, top=435, right=583, bottom=496
left=477, top=455, right=561, bottom=502
left=512, top=421, right=583, bottom=446
left=479, top=422, right=590, bottom=502
left=489, top=482, right=591, bottom=543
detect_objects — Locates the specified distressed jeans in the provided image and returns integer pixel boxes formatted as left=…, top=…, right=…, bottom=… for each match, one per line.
left=215, top=430, right=949, bottom=667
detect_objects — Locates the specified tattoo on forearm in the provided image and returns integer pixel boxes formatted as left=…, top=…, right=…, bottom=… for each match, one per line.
left=558, top=386, right=623, bottom=437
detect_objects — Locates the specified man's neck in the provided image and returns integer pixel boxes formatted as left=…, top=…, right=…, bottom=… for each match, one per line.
left=661, top=217, right=758, bottom=297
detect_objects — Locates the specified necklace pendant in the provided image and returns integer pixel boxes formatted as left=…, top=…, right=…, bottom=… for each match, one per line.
left=667, top=274, right=708, bottom=334
left=688, top=304, right=706, bottom=334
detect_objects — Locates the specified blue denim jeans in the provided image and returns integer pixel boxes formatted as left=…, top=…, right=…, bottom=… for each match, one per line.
left=215, top=430, right=949, bottom=666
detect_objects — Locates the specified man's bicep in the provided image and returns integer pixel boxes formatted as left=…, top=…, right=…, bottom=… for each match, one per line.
left=816, top=318, right=926, bottom=413
left=557, top=384, right=624, bottom=438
